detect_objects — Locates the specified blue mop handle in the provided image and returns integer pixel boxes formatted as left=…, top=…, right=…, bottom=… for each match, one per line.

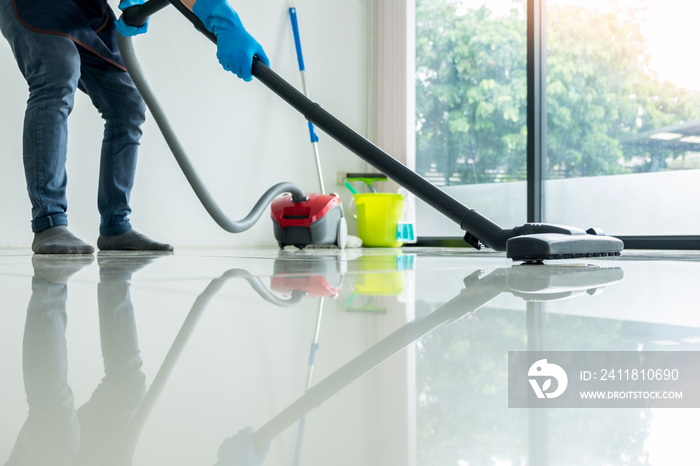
left=289, top=7, right=305, bottom=71
left=289, top=6, right=319, bottom=144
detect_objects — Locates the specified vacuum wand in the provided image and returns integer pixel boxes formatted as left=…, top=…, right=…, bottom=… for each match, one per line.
left=121, top=0, right=170, bottom=26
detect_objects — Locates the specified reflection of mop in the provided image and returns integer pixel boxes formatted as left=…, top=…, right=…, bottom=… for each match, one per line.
left=269, top=252, right=336, bottom=464
left=292, top=297, right=322, bottom=466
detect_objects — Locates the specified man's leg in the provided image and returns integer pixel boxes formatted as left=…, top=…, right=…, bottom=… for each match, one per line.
left=77, top=50, right=173, bottom=251
left=0, top=0, right=94, bottom=254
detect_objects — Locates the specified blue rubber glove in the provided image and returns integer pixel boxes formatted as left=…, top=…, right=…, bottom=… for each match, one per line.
left=192, top=0, right=270, bottom=81
left=115, top=0, right=149, bottom=36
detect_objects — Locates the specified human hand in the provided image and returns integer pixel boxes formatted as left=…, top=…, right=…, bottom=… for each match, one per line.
left=192, top=0, right=270, bottom=81
left=115, top=0, right=150, bottom=37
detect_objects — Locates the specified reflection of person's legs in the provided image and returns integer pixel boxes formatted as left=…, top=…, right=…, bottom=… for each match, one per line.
left=75, top=259, right=147, bottom=464
left=5, top=258, right=88, bottom=465
left=0, top=0, right=93, bottom=254
left=77, top=50, right=173, bottom=251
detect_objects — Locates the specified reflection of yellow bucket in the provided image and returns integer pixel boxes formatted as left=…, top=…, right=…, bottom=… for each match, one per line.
left=353, top=193, right=404, bottom=247
left=354, top=255, right=405, bottom=296
left=355, top=273, right=404, bottom=295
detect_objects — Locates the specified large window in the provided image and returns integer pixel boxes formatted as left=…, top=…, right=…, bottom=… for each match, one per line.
left=414, top=0, right=700, bottom=242
left=544, top=0, right=700, bottom=236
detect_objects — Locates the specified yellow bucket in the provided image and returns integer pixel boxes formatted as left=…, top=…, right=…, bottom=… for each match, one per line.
left=352, top=193, right=404, bottom=247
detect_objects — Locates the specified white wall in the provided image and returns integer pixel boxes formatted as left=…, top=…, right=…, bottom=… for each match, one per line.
left=0, top=0, right=372, bottom=248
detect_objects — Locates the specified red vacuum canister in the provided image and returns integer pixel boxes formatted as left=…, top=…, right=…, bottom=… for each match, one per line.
left=270, top=193, right=347, bottom=248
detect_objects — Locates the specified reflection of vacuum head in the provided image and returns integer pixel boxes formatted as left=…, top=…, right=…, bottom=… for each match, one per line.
left=505, top=264, right=624, bottom=301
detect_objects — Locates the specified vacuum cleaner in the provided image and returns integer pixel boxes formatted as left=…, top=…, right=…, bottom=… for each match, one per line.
left=118, top=0, right=624, bottom=262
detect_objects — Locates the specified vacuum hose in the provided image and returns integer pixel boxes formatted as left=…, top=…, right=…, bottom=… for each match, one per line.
left=117, top=34, right=307, bottom=233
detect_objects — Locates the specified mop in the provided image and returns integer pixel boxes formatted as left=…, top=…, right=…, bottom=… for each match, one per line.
left=286, top=0, right=362, bottom=249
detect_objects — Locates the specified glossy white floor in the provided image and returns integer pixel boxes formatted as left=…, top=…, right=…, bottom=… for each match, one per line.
left=1, top=247, right=700, bottom=465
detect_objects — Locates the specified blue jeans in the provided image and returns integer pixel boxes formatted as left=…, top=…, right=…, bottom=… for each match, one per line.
left=0, top=1, right=146, bottom=235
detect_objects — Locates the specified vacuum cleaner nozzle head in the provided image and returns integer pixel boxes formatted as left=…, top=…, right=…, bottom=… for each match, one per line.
left=506, top=229, right=623, bottom=262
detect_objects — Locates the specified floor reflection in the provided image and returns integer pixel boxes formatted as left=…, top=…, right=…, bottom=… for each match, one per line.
left=7, top=254, right=163, bottom=465
left=2, top=249, right=700, bottom=465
